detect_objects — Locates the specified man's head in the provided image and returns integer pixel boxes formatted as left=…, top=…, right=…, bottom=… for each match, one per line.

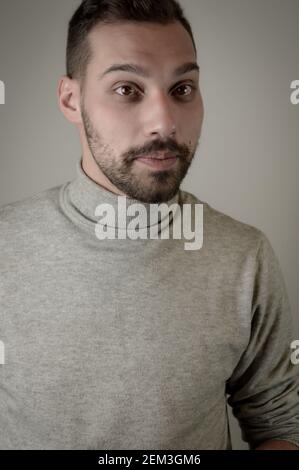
left=58, top=0, right=204, bottom=203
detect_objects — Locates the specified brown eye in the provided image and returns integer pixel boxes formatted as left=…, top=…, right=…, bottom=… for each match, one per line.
left=175, top=84, right=194, bottom=97
left=114, top=84, right=140, bottom=98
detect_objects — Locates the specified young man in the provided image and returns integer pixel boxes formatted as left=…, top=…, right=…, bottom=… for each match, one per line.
left=0, top=0, right=298, bottom=450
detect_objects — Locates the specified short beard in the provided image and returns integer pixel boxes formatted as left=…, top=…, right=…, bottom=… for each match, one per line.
left=80, top=102, right=196, bottom=203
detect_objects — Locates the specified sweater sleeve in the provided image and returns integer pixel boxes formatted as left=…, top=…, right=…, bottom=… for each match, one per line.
left=225, top=231, right=299, bottom=449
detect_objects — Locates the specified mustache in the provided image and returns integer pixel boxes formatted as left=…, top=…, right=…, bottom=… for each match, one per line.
left=131, top=139, right=183, bottom=160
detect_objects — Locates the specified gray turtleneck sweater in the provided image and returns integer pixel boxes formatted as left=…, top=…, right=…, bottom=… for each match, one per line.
left=0, top=159, right=298, bottom=450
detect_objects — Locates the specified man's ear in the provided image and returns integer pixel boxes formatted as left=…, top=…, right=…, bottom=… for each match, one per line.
left=57, top=75, right=82, bottom=125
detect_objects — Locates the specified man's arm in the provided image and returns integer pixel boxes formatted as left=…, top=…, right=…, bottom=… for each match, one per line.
left=226, top=231, right=299, bottom=450
left=255, top=440, right=299, bottom=450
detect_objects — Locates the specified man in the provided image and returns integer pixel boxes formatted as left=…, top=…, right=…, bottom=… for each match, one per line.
left=0, top=0, right=298, bottom=450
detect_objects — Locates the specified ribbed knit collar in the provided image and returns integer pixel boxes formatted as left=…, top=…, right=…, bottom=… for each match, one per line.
left=59, top=157, right=181, bottom=237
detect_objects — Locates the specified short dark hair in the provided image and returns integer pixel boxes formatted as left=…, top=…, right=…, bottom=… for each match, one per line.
left=66, top=0, right=197, bottom=86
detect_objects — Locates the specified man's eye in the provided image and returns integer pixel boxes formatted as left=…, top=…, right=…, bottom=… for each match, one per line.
left=174, top=84, right=195, bottom=96
left=114, top=84, right=140, bottom=98
left=113, top=83, right=196, bottom=99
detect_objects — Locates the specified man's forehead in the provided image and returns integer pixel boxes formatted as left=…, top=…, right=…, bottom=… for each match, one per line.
left=88, top=22, right=197, bottom=78
left=99, top=61, right=199, bottom=80
left=89, top=21, right=195, bottom=59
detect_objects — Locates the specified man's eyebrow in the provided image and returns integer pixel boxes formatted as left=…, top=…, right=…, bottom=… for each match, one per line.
left=100, top=61, right=200, bottom=79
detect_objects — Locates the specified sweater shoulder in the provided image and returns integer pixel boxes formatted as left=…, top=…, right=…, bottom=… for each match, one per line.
left=0, top=184, right=64, bottom=239
left=0, top=185, right=62, bottom=217
left=179, top=188, right=265, bottom=249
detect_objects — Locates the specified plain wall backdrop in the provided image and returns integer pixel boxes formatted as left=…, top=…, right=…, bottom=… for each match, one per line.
left=0, top=0, right=298, bottom=450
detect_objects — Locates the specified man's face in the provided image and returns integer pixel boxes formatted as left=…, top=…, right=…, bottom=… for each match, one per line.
left=79, top=21, right=204, bottom=203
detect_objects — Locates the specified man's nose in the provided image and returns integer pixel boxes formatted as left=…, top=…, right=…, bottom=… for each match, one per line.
left=144, top=92, right=177, bottom=140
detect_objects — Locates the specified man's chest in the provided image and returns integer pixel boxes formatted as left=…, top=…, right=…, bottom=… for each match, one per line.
left=0, top=250, right=251, bottom=448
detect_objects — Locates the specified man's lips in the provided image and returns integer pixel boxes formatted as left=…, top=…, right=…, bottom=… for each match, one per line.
left=135, top=152, right=177, bottom=160
left=135, top=153, right=178, bottom=170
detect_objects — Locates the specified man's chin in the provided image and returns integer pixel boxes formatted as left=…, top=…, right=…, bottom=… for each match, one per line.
left=129, top=186, right=180, bottom=204
left=100, top=168, right=181, bottom=203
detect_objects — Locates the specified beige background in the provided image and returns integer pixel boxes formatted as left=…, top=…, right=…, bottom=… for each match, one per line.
left=0, top=0, right=298, bottom=449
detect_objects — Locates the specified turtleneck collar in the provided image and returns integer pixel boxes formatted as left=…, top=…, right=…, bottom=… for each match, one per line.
left=59, top=158, right=181, bottom=238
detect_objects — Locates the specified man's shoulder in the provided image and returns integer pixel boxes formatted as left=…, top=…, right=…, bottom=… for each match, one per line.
left=0, top=184, right=62, bottom=217
left=179, top=188, right=265, bottom=250
left=0, top=184, right=65, bottom=238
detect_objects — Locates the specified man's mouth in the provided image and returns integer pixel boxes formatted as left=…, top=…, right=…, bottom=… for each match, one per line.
left=135, top=152, right=178, bottom=160
left=135, top=153, right=178, bottom=170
